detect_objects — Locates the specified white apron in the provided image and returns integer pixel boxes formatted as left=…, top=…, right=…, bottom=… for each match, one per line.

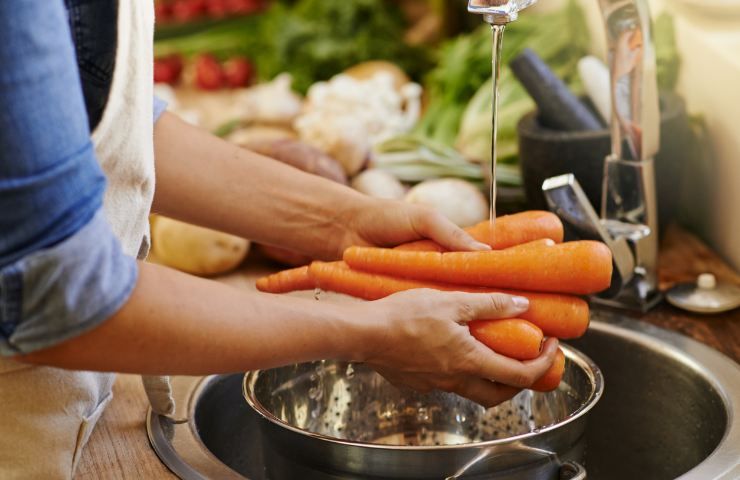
left=0, top=1, right=159, bottom=477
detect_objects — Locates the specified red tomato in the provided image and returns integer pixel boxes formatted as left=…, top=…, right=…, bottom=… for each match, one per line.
left=154, top=3, right=172, bottom=22
left=154, top=59, right=175, bottom=85
left=225, top=0, right=263, bottom=14
left=223, top=57, right=255, bottom=88
left=172, top=0, right=206, bottom=22
left=167, top=55, right=184, bottom=81
left=195, top=54, right=224, bottom=90
left=206, top=0, right=230, bottom=18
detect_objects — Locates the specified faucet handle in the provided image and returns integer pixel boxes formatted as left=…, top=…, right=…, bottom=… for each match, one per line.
left=542, top=174, right=634, bottom=298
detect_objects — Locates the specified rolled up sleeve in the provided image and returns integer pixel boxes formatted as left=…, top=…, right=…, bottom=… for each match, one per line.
left=0, top=211, right=137, bottom=355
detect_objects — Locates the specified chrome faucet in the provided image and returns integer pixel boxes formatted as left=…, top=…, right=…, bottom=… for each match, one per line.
left=467, top=0, right=539, bottom=24
left=468, top=0, right=662, bottom=311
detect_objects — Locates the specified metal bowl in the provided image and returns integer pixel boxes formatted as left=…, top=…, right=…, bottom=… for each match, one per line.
left=243, top=345, right=602, bottom=479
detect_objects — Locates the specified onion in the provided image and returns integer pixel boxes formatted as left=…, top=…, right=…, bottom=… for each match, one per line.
left=404, top=179, right=489, bottom=228
left=351, top=169, right=406, bottom=200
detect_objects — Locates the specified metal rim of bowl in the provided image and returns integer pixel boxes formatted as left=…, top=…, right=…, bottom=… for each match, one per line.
left=242, top=344, right=604, bottom=451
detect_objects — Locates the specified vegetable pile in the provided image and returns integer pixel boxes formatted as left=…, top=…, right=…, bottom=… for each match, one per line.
left=256, top=211, right=613, bottom=393
left=154, top=0, right=430, bottom=94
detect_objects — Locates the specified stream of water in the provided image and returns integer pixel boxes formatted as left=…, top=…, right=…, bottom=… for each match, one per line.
left=489, top=24, right=506, bottom=228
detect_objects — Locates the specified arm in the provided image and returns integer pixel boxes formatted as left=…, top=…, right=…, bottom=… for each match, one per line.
left=151, top=113, right=490, bottom=259
left=22, top=263, right=558, bottom=407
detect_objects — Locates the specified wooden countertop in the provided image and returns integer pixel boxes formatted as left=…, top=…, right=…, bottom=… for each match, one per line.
left=75, top=225, right=740, bottom=479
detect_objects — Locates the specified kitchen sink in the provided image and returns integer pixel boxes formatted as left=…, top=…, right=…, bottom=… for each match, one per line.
left=148, top=313, right=740, bottom=479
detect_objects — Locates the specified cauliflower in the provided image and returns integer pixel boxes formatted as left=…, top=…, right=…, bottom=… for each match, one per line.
left=295, top=72, right=422, bottom=175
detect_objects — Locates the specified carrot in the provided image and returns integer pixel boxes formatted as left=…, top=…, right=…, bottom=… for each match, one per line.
left=255, top=266, right=315, bottom=294
left=504, top=238, right=556, bottom=251
left=343, top=241, right=613, bottom=295
left=396, top=211, right=563, bottom=252
left=531, top=348, right=566, bottom=392
left=468, top=319, right=543, bottom=361
left=308, top=261, right=589, bottom=339
left=256, top=210, right=563, bottom=291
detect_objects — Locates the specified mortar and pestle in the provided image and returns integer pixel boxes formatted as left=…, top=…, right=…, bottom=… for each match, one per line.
left=512, top=49, right=694, bottom=232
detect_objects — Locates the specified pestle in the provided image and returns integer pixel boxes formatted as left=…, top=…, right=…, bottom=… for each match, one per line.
left=510, top=48, right=603, bottom=131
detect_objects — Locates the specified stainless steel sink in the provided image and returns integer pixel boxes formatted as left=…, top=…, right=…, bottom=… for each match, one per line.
left=148, top=314, right=740, bottom=479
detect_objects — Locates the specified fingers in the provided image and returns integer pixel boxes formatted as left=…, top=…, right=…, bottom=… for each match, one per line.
left=467, top=338, right=560, bottom=389
left=411, top=208, right=491, bottom=252
left=443, top=291, right=530, bottom=323
left=448, top=377, right=522, bottom=408
left=372, top=367, right=521, bottom=409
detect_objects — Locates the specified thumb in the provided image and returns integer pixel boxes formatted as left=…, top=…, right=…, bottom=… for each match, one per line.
left=411, top=208, right=491, bottom=252
left=447, top=292, right=530, bottom=324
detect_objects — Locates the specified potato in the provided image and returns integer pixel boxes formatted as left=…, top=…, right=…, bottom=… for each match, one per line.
left=244, top=138, right=348, bottom=184
left=227, top=125, right=297, bottom=146
left=151, top=216, right=249, bottom=276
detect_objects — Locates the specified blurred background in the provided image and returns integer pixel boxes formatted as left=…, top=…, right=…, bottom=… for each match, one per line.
left=149, top=0, right=740, bottom=274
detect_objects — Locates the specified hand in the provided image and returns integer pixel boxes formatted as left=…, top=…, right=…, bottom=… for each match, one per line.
left=352, top=289, right=560, bottom=408
left=335, top=198, right=491, bottom=258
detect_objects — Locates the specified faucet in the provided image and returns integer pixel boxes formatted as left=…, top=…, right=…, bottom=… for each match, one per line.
left=469, top=0, right=662, bottom=312
left=467, top=0, right=539, bottom=24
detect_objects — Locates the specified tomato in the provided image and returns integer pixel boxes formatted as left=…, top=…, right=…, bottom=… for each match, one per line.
left=172, top=0, right=206, bottom=22
left=154, top=3, right=172, bottom=22
left=225, top=0, right=263, bottom=14
left=154, top=55, right=184, bottom=85
left=223, top=57, right=255, bottom=88
left=195, top=54, right=224, bottom=90
left=206, top=0, right=230, bottom=18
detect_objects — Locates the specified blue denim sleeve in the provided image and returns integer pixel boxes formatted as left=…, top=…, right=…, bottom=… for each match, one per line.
left=0, top=1, right=138, bottom=355
left=154, top=95, right=168, bottom=123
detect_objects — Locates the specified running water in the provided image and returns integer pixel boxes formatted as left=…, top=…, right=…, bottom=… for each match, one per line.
left=489, top=24, right=505, bottom=228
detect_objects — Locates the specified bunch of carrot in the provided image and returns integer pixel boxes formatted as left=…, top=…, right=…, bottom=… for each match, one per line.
left=256, top=211, right=612, bottom=394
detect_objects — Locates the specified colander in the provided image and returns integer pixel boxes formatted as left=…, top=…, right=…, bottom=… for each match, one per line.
left=244, top=344, right=602, bottom=479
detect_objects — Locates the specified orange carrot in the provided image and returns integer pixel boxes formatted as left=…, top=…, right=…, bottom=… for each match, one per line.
left=468, top=319, right=543, bottom=361
left=255, top=266, right=315, bottom=294
left=308, top=261, right=589, bottom=339
left=396, top=211, right=563, bottom=252
left=503, top=238, right=556, bottom=251
left=343, top=241, right=613, bottom=295
left=531, top=348, right=566, bottom=392
left=256, top=210, right=563, bottom=291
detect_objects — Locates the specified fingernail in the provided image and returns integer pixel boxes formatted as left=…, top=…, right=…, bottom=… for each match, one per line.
left=512, top=296, right=530, bottom=310
left=472, top=241, right=492, bottom=251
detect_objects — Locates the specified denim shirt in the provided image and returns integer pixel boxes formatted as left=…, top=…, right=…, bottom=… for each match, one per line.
left=0, top=0, right=165, bottom=355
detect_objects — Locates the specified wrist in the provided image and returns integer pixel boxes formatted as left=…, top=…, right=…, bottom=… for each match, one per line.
left=328, top=301, right=385, bottom=363
left=331, top=191, right=376, bottom=256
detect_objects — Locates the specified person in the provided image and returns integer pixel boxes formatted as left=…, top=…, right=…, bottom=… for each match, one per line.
left=0, top=1, right=558, bottom=478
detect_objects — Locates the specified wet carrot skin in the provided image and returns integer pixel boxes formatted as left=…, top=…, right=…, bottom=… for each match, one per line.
left=397, top=211, right=564, bottom=252
left=308, top=262, right=589, bottom=339
left=468, top=319, right=544, bottom=361
left=343, top=241, right=613, bottom=296
left=256, top=265, right=314, bottom=293
left=531, top=348, right=566, bottom=392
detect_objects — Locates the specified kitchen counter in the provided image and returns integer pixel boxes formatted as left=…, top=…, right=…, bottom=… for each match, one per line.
left=75, top=225, right=740, bottom=479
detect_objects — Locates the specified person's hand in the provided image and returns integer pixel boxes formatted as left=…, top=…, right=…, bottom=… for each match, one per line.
left=350, top=289, right=560, bottom=408
left=334, top=198, right=491, bottom=258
